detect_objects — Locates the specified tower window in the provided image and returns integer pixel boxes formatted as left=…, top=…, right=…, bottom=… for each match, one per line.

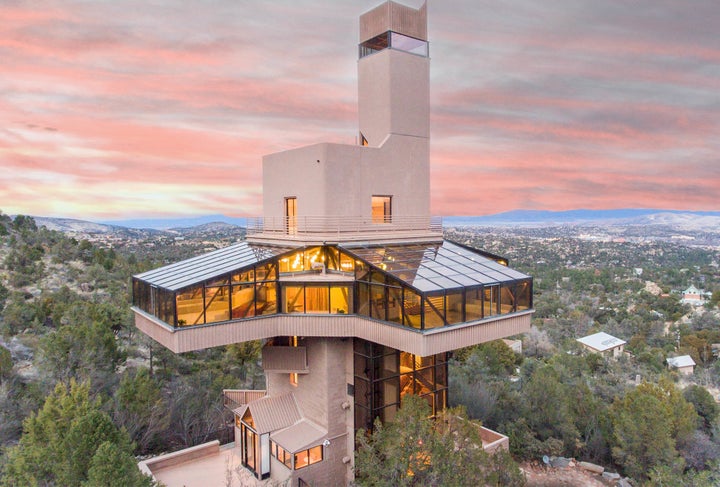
left=285, top=197, right=297, bottom=235
left=359, top=31, right=428, bottom=59
left=372, top=196, right=392, bottom=224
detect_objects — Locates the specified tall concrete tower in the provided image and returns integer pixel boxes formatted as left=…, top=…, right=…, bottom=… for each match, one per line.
left=133, top=2, right=533, bottom=486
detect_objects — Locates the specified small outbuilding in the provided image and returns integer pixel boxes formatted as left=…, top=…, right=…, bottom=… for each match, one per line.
left=577, top=332, right=626, bottom=358
left=667, top=355, right=696, bottom=375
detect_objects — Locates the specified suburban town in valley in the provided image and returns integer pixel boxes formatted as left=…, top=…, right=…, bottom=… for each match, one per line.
left=1, top=1, right=719, bottom=486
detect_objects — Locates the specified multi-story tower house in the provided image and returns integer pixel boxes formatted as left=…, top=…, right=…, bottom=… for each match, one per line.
left=132, top=2, right=533, bottom=485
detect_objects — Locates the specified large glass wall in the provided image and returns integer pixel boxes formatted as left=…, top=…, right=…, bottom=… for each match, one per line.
left=354, top=339, right=448, bottom=433
left=133, top=244, right=532, bottom=330
left=281, top=284, right=353, bottom=314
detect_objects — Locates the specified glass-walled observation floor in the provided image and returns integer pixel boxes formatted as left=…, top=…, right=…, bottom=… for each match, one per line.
left=133, top=241, right=532, bottom=332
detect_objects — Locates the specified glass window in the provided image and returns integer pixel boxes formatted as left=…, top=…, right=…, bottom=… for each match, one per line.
left=232, top=284, right=255, bottom=319
left=484, top=285, right=498, bottom=317
left=305, top=286, right=329, bottom=314
left=379, top=403, right=398, bottom=423
left=285, top=197, right=297, bottom=236
left=339, top=252, right=355, bottom=273
left=256, top=262, right=277, bottom=281
left=232, top=269, right=254, bottom=283
left=304, top=247, right=324, bottom=272
left=403, top=289, right=422, bottom=329
left=206, top=276, right=229, bottom=287
left=325, top=247, right=340, bottom=271
left=176, top=285, right=204, bottom=327
left=423, top=295, right=445, bottom=329
left=307, top=445, right=323, bottom=467
left=370, top=284, right=386, bottom=321
left=446, top=291, right=463, bottom=324
left=205, top=286, right=230, bottom=323
left=386, top=286, right=402, bottom=324
left=379, top=353, right=399, bottom=378
left=371, top=196, right=392, bottom=224
left=357, top=282, right=370, bottom=317
left=359, top=32, right=389, bottom=58
left=157, top=288, right=175, bottom=325
left=516, top=280, right=532, bottom=310
left=390, top=32, right=428, bottom=56
left=500, top=284, right=515, bottom=314
left=355, top=259, right=369, bottom=281
left=294, top=450, right=309, bottom=470
left=330, top=286, right=352, bottom=314
left=279, top=250, right=304, bottom=273
left=283, top=286, right=304, bottom=313
left=256, top=282, right=276, bottom=315
left=465, top=287, right=483, bottom=322
left=355, top=405, right=371, bottom=432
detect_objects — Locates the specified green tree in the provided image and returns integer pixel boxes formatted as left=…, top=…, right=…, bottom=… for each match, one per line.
left=0, top=345, right=12, bottom=382
left=683, top=385, right=719, bottom=432
left=1, top=380, right=153, bottom=486
left=610, top=379, right=698, bottom=481
left=710, top=290, right=720, bottom=308
left=39, top=304, right=125, bottom=392
left=648, top=464, right=716, bottom=487
left=113, top=367, right=169, bottom=454
left=84, top=441, right=154, bottom=487
left=0, top=282, right=9, bottom=310
left=354, top=394, right=525, bottom=486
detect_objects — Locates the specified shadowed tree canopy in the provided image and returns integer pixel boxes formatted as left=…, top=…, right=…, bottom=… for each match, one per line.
left=354, top=394, right=525, bottom=487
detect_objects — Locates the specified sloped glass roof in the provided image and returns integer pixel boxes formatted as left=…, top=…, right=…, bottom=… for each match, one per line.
left=134, top=240, right=528, bottom=294
left=342, top=240, right=529, bottom=292
left=134, top=242, right=291, bottom=291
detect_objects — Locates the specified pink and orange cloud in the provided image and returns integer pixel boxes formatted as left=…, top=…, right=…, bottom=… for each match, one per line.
left=1, top=0, right=718, bottom=220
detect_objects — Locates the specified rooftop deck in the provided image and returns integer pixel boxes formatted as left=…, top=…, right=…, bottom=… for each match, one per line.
left=139, top=441, right=265, bottom=487
left=139, top=428, right=508, bottom=487
left=246, top=215, right=443, bottom=245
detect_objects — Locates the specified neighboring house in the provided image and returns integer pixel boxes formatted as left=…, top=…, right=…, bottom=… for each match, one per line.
left=577, top=332, right=626, bottom=358
left=667, top=355, right=696, bottom=375
left=681, top=285, right=707, bottom=306
left=131, top=2, right=532, bottom=486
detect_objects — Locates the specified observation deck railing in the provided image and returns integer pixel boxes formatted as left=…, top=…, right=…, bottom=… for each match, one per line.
left=246, top=215, right=442, bottom=240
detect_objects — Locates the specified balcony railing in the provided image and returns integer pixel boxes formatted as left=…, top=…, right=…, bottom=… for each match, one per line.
left=246, top=215, right=442, bottom=239
left=222, top=389, right=267, bottom=411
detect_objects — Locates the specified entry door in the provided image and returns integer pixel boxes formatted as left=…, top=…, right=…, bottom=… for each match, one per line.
left=285, top=197, right=297, bottom=235
left=241, top=423, right=257, bottom=474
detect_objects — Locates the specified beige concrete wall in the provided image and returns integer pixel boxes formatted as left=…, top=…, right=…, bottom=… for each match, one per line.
left=134, top=307, right=533, bottom=356
left=261, top=135, right=429, bottom=232
left=265, top=338, right=353, bottom=485
left=358, top=49, right=429, bottom=144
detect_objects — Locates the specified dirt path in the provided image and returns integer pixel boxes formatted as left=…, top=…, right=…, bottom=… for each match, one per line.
left=523, top=461, right=617, bottom=486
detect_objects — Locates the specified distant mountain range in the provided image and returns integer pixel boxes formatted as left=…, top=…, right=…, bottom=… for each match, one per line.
left=443, top=209, right=720, bottom=227
left=99, top=214, right=247, bottom=230
left=23, top=209, right=720, bottom=234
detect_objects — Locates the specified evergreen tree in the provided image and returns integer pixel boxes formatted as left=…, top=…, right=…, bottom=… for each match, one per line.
left=1, top=380, right=154, bottom=486
left=354, top=394, right=525, bottom=486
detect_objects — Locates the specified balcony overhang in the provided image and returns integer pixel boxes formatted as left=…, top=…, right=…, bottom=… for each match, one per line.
left=262, top=346, right=309, bottom=374
left=133, top=307, right=533, bottom=357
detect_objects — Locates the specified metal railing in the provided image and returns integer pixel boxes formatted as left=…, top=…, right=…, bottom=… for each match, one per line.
left=246, top=215, right=442, bottom=238
left=222, top=389, right=267, bottom=411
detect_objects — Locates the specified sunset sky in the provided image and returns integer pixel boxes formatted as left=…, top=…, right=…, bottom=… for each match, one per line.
left=1, top=0, right=718, bottom=221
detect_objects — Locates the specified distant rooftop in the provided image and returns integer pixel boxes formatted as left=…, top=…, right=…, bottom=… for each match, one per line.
left=577, top=332, right=626, bottom=352
left=667, top=355, right=696, bottom=368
